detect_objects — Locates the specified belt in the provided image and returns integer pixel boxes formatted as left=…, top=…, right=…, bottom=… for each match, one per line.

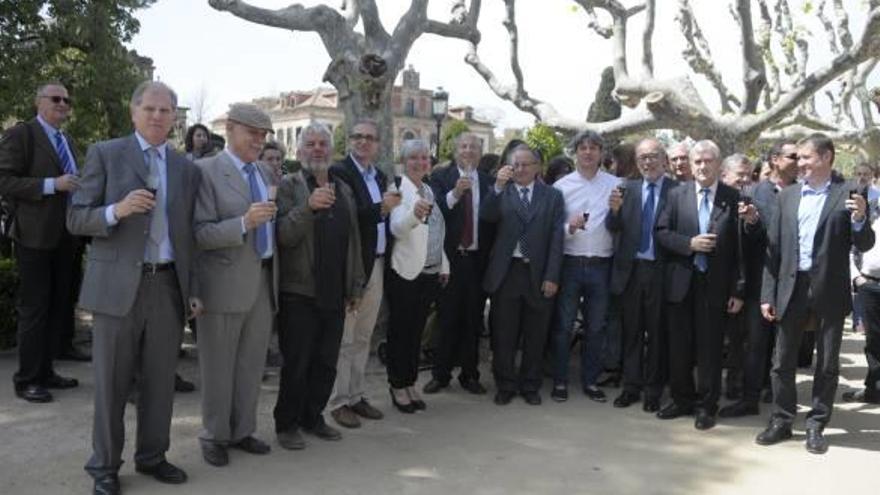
left=456, top=249, right=478, bottom=257
left=142, top=262, right=174, bottom=275
left=634, top=258, right=658, bottom=265
left=261, top=257, right=273, bottom=268
left=565, top=255, right=611, bottom=265
left=512, top=257, right=530, bottom=265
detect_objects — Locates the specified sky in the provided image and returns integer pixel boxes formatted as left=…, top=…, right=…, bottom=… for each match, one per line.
left=129, top=0, right=877, bottom=133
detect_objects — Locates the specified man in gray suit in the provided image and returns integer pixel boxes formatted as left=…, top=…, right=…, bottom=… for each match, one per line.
left=193, top=103, right=278, bottom=467
left=69, top=81, right=201, bottom=495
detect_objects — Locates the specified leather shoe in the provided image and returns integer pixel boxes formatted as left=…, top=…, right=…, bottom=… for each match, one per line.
left=521, top=391, right=542, bottom=405
left=805, top=428, right=828, bottom=454
left=304, top=421, right=342, bottom=441
left=694, top=410, right=716, bottom=430
left=656, top=403, right=694, bottom=420
left=277, top=429, right=306, bottom=450
left=613, top=391, right=640, bottom=408
left=583, top=385, right=607, bottom=403
left=201, top=442, right=229, bottom=466
left=389, top=388, right=416, bottom=414
left=459, top=378, right=487, bottom=395
left=718, top=400, right=759, bottom=418
left=57, top=346, right=91, bottom=362
left=231, top=436, right=271, bottom=454
left=174, top=374, right=195, bottom=393
left=135, top=460, right=188, bottom=484
left=550, top=384, right=568, bottom=402
left=755, top=422, right=793, bottom=446
left=494, top=390, right=515, bottom=405
left=422, top=379, right=449, bottom=394
left=642, top=397, right=660, bottom=413
left=16, top=384, right=53, bottom=403
left=331, top=405, right=361, bottom=429
left=93, top=474, right=120, bottom=495
left=44, top=374, right=78, bottom=389
left=842, top=388, right=880, bottom=404
left=350, top=398, right=384, bottom=419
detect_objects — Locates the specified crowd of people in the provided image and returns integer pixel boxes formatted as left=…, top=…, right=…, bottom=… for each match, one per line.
left=1, top=80, right=880, bottom=495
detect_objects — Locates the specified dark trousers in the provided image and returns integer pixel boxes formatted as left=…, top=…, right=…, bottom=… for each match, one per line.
left=492, top=260, right=553, bottom=393
left=741, top=299, right=775, bottom=404
left=58, top=239, right=85, bottom=355
left=859, top=281, right=880, bottom=397
left=386, top=270, right=439, bottom=389
left=620, top=260, right=666, bottom=400
left=723, top=309, right=746, bottom=393
left=13, top=235, right=77, bottom=390
left=434, top=252, right=484, bottom=383
left=273, top=293, right=344, bottom=433
left=771, top=272, right=844, bottom=428
left=666, top=272, right=725, bottom=414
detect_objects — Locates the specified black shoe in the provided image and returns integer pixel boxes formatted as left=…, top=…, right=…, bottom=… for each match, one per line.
left=642, top=397, right=660, bottom=413
left=422, top=379, right=449, bottom=394
left=494, top=390, right=515, bottom=405
left=93, top=473, right=120, bottom=495
left=719, top=401, right=759, bottom=418
left=231, top=436, right=271, bottom=455
left=656, top=403, right=694, bottom=420
left=174, top=374, right=195, bottom=393
left=459, top=377, right=487, bottom=395
left=135, top=460, right=188, bottom=484
left=44, top=374, right=78, bottom=389
left=842, top=388, right=880, bottom=404
left=304, top=421, right=342, bottom=441
left=389, top=388, right=416, bottom=414
left=521, top=391, right=542, bottom=405
left=201, top=442, right=229, bottom=466
left=277, top=429, right=306, bottom=450
left=596, top=371, right=621, bottom=388
left=805, top=428, right=828, bottom=454
left=58, top=347, right=91, bottom=362
left=725, top=387, right=743, bottom=401
left=755, top=422, right=793, bottom=446
left=694, top=410, right=716, bottom=430
left=16, top=384, right=53, bottom=403
left=550, top=384, right=568, bottom=402
left=613, top=391, right=640, bottom=408
left=583, top=385, right=607, bottom=403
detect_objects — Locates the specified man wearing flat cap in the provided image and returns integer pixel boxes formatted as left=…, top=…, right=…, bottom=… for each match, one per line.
left=193, top=103, right=279, bottom=467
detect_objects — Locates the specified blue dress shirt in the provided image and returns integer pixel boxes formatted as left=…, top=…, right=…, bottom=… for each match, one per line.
left=351, top=154, right=387, bottom=256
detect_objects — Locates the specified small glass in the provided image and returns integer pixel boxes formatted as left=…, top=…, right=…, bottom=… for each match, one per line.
left=326, top=181, right=336, bottom=219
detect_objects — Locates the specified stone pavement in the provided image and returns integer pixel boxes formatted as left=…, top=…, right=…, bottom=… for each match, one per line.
left=0, top=331, right=876, bottom=495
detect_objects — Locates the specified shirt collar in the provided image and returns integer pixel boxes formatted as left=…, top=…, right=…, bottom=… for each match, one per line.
left=457, top=164, right=476, bottom=178
left=350, top=153, right=375, bottom=178
left=36, top=115, right=60, bottom=136
left=224, top=148, right=250, bottom=173
left=644, top=176, right=664, bottom=189
left=517, top=181, right=535, bottom=194
left=696, top=180, right=718, bottom=196
left=135, top=132, right=167, bottom=161
left=802, top=180, right=831, bottom=196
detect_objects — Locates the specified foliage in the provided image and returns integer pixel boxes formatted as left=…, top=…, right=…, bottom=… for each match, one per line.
left=333, top=124, right=348, bottom=160
left=439, top=120, right=471, bottom=163
left=525, top=123, right=565, bottom=163
left=0, top=257, right=17, bottom=350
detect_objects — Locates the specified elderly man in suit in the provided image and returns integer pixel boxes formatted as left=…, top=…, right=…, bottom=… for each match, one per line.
left=606, top=138, right=677, bottom=412
left=68, top=80, right=200, bottom=495
left=0, top=82, right=84, bottom=404
left=482, top=143, right=565, bottom=406
left=193, top=103, right=279, bottom=466
left=654, top=140, right=759, bottom=431
left=757, top=133, right=874, bottom=454
left=423, top=132, right=493, bottom=396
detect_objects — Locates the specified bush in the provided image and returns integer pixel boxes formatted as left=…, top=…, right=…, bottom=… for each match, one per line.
left=0, top=256, right=17, bottom=349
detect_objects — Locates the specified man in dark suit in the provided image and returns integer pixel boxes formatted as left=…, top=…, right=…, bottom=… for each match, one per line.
left=0, top=82, right=83, bottom=403
left=423, top=133, right=493, bottom=395
left=69, top=81, right=201, bottom=494
left=654, top=140, right=759, bottom=430
left=757, top=133, right=874, bottom=454
left=606, top=138, right=677, bottom=412
left=481, top=144, right=565, bottom=406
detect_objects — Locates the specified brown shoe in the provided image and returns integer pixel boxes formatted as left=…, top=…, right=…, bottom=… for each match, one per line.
left=350, top=398, right=384, bottom=420
left=331, top=405, right=361, bottom=429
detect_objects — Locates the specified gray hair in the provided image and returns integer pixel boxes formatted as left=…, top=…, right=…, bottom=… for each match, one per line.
left=690, top=140, right=721, bottom=162
left=506, top=143, right=542, bottom=165
left=130, top=80, right=178, bottom=108
left=399, top=139, right=430, bottom=162
left=722, top=153, right=750, bottom=173
left=667, top=141, right=690, bottom=156
left=35, top=81, right=67, bottom=98
left=296, top=120, right=332, bottom=155
left=350, top=117, right=379, bottom=136
left=454, top=132, right=482, bottom=149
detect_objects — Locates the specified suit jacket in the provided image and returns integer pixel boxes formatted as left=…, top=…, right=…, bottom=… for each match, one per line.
left=193, top=152, right=279, bottom=314
left=606, top=177, right=678, bottom=295
left=329, top=154, right=388, bottom=281
left=481, top=181, right=565, bottom=298
left=429, top=162, right=495, bottom=268
left=389, top=174, right=450, bottom=280
left=655, top=181, right=746, bottom=305
left=761, top=175, right=875, bottom=320
left=739, top=180, right=779, bottom=300
left=67, top=134, right=201, bottom=317
left=0, top=119, right=78, bottom=249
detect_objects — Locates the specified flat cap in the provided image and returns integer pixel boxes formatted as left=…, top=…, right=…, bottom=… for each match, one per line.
left=227, top=103, right=274, bottom=133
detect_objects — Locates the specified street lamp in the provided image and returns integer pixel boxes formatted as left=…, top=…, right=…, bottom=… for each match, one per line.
left=431, top=87, right=449, bottom=162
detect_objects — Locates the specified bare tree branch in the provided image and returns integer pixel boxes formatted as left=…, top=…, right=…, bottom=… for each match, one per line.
left=641, top=0, right=655, bottom=78
left=582, top=5, right=614, bottom=39
left=359, top=0, right=389, bottom=45
left=735, top=0, right=766, bottom=114
left=424, top=0, right=482, bottom=43
left=340, top=0, right=360, bottom=30
left=756, top=0, right=781, bottom=107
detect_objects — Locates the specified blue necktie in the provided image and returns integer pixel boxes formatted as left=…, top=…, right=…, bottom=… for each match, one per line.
left=639, top=182, right=656, bottom=254
left=695, top=187, right=710, bottom=272
left=243, top=163, right=269, bottom=257
left=54, top=131, right=76, bottom=175
left=518, top=187, right=530, bottom=259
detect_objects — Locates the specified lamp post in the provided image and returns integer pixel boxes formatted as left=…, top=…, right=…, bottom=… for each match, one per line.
left=431, top=87, right=449, bottom=162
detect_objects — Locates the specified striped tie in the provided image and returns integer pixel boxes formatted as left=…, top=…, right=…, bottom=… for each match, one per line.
left=518, top=187, right=530, bottom=259
left=54, top=131, right=76, bottom=175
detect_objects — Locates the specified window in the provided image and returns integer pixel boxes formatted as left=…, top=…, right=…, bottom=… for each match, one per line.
left=405, top=98, right=415, bottom=117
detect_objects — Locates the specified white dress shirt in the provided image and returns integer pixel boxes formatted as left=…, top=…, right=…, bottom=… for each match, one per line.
left=553, top=169, right=621, bottom=257
left=445, top=166, right=480, bottom=251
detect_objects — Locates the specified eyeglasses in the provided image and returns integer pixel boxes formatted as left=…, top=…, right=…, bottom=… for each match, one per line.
left=783, top=153, right=798, bottom=160
left=41, top=95, right=72, bottom=105
left=349, top=133, right=378, bottom=143
left=636, top=153, right=662, bottom=163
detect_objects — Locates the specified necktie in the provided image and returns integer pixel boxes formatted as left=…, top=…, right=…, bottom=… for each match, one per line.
left=146, top=148, right=166, bottom=261
left=639, top=182, right=656, bottom=254
left=54, top=131, right=76, bottom=175
left=460, top=175, right=474, bottom=249
left=518, top=187, right=530, bottom=259
left=695, top=187, right=710, bottom=272
left=244, top=163, right=269, bottom=257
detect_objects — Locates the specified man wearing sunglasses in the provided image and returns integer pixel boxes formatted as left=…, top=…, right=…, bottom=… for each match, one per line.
left=0, top=82, right=83, bottom=403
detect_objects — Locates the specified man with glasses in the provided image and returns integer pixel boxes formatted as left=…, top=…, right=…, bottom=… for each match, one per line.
left=0, top=82, right=84, bottom=403
left=327, top=119, right=401, bottom=428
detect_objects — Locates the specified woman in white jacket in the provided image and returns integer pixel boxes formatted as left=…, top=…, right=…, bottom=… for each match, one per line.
left=386, top=139, right=450, bottom=413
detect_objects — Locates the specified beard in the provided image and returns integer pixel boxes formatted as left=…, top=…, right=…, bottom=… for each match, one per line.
left=305, top=158, right=331, bottom=174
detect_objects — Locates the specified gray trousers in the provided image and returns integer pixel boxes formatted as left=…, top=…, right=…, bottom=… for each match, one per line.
left=197, top=266, right=273, bottom=444
left=85, top=270, right=183, bottom=478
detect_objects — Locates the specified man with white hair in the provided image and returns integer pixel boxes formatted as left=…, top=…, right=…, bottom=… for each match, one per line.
left=668, top=142, right=693, bottom=182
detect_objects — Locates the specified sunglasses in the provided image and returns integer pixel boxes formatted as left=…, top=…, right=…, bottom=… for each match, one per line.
left=784, top=153, right=798, bottom=160
left=349, top=133, right=378, bottom=142
left=41, top=95, right=72, bottom=105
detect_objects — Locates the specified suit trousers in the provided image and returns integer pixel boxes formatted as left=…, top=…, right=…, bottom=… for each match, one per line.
left=741, top=299, right=775, bottom=404
left=771, top=271, right=845, bottom=428
left=667, top=271, right=725, bottom=414
left=723, top=309, right=746, bottom=393
left=329, top=257, right=384, bottom=411
left=13, top=235, right=77, bottom=390
left=491, top=260, right=553, bottom=393
left=273, top=293, right=345, bottom=433
left=387, top=270, right=439, bottom=388
left=433, top=252, right=484, bottom=383
left=858, top=281, right=880, bottom=397
left=620, top=260, right=666, bottom=400
left=198, top=265, right=273, bottom=445
left=85, top=269, right=183, bottom=478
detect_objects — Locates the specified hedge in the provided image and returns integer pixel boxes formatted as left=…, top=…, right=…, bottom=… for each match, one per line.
left=0, top=256, right=17, bottom=349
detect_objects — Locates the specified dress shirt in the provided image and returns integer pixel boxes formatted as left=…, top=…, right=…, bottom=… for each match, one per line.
left=226, top=149, right=274, bottom=259
left=797, top=180, right=830, bottom=271
left=445, top=166, right=480, bottom=250
left=553, top=169, right=620, bottom=257
left=636, top=176, right=665, bottom=260
left=693, top=180, right=718, bottom=214
left=37, top=115, right=77, bottom=195
left=857, top=211, right=880, bottom=278
left=351, top=153, right=387, bottom=256
left=512, top=181, right=534, bottom=259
